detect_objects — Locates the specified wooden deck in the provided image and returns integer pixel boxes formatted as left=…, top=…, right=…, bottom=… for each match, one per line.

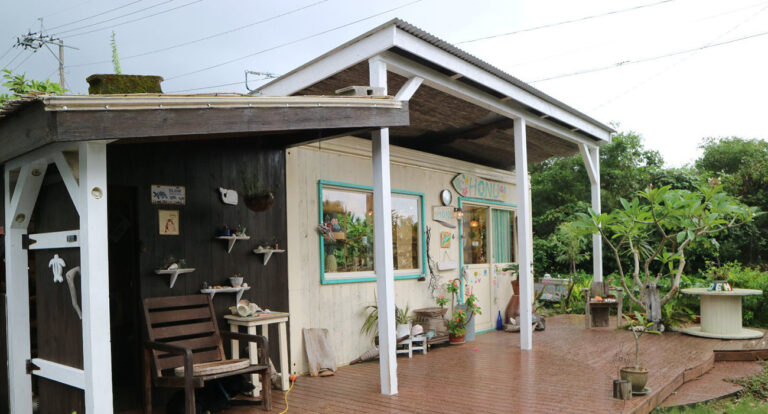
left=219, top=314, right=768, bottom=413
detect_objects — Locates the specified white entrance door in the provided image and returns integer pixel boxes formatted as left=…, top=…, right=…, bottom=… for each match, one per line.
left=461, top=203, right=516, bottom=332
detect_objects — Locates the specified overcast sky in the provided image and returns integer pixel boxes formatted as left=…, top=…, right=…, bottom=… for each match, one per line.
left=2, top=0, right=766, bottom=166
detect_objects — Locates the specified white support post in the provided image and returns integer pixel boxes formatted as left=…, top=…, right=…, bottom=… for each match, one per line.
left=5, top=163, right=46, bottom=414
left=513, top=117, right=533, bottom=351
left=370, top=56, right=398, bottom=396
left=580, top=144, right=603, bottom=283
left=78, top=141, right=114, bottom=413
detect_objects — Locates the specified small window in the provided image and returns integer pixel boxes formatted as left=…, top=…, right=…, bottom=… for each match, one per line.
left=319, top=181, right=424, bottom=284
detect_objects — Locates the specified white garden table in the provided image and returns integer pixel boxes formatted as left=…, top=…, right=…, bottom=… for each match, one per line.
left=680, top=288, right=764, bottom=339
left=225, top=312, right=290, bottom=392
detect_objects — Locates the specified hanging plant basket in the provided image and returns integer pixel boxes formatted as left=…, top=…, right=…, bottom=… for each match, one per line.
left=244, top=192, right=274, bottom=212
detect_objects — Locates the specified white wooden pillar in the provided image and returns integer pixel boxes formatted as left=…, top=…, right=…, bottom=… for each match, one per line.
left=370, top=56, right=398, bottom=395
left=513, top=118, right=533, bottom=350
left=580, top=145, right=603, bottom=283
left=79, top=141, right=115, bottom=412
left=4, top=162, right=47, bottom=413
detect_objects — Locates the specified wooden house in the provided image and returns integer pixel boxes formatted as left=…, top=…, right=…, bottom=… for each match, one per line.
left=0, top=19, right=612, bottom=413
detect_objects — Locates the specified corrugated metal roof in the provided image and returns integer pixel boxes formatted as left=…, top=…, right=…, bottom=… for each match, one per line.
left=388, top=19, right=613, bottom=132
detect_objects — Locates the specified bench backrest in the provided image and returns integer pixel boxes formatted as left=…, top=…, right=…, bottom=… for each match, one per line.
left=590, top=281, right=611, bottom=298
left=143, top=294, right=225, bottom=377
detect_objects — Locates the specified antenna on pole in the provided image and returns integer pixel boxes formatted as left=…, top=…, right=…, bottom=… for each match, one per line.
left=14, top=18, right=79, bottom=90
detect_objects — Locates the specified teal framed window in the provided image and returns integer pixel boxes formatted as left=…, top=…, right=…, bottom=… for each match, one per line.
left=318, top=180, right=426, bottom=284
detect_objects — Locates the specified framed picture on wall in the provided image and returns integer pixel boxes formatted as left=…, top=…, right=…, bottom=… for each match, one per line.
left=158, top=209, right=179, bottom=235
left=440, top=231, right=452, bottom=248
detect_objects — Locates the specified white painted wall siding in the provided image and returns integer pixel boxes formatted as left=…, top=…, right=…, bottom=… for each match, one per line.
left=285, top=137, right=519, bottom=373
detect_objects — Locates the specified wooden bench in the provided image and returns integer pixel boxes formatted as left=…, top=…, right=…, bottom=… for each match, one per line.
left=143, top=294, right=271, bottom=413
left=583, top=282, right=623, bottom=328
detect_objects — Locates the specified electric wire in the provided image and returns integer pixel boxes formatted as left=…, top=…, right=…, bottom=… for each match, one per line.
left=45, top=0, right=145, bottom=32
left=592, top=2, right=768, bottom=110
left=67, top=0, right=329, bottom=68
left=41, top=0, right=95, bottom=20
left=0, top=46, right=14, bottom=64
left=529, top=28, right=768, bottom=83
left=11, top=52, right=35, bottom=72
left=166, top=80, right=245, bottom=93
left=164, top=0, right=423, bottom=82
left=455, top=0, right=677, bottom=45
left=52, top=0, right=180, bottom=36
left=1, top=50, right=24, bottom=71
left=60, top=0, right=204, bottom=39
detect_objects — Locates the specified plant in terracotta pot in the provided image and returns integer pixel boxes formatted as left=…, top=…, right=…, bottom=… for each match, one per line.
left=620, top=312, right=660, bottom=393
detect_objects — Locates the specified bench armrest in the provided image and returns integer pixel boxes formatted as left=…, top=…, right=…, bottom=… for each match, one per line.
left=145, top=341, right=194, bottom=388
left=220, top=331, right=269, bottom=365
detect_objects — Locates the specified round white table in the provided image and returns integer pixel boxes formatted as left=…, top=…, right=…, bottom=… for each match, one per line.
left=681, top=288, right=764, bottom=339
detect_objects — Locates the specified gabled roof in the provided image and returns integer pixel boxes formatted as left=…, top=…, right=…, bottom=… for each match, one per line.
left=257, top=18, right=613, bottom=141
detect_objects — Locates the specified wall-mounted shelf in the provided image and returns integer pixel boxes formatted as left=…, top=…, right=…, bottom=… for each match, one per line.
left=201, top=286, right=251, bottom=303
left=253, top=247, right=285, bottom=265
left=154, top=268, right=196, bottom=288
left=215, top=235, right=250, bottom=253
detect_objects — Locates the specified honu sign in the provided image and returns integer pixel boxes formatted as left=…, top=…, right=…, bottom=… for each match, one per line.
left=452, top=173, right=510, bottom=202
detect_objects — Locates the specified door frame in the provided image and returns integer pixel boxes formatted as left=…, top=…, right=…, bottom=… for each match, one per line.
left=457, top=197, right=517, bottom=308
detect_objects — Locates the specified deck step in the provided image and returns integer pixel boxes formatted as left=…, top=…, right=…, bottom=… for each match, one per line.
left=659, top=361, right=764, bottom=408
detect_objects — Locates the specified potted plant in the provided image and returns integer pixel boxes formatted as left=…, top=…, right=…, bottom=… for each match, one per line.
left=444, top=279, right=482, bottom=344
left=620, top=312, right=660, bottom=393
left=241, top=175, right=275, bottom=212
left=395, top=305, right=411, bottom=340
left=360, top=301, right=412, bottom=343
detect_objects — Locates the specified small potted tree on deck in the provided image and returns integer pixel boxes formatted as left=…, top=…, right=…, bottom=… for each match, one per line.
left=620, top=312, right=660, bottom=394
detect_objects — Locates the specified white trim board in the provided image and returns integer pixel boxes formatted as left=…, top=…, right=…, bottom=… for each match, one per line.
left=31, top=359, right=86, bottom=390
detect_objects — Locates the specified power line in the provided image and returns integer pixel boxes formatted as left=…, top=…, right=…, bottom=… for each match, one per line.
left=165, top=0, right=423, bottom=81
left=53, top=0, right=178, bottom=36
left=61, top=0, right=204, bottom=39
left=0, top=46, right=13, bottom=64
left=166, top=80, right=245, bottom=93
left=45, top=0, right=144, bottom=32
left=529, top=28, right=768, bottom=83
left=11, top=51, right=36, bottom=72
left=592, top=2, right=768, bottom=110
left=41, top=0, right=95, bottom=19
left=455, top=0, right=677, bottom=45
left=67, top=0, right=329, bottom=68
left=2, top=50, right=24, bottom=70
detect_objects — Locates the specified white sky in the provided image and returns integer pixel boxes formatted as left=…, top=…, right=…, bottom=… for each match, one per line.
left=2, top=0, right=767, bottom=166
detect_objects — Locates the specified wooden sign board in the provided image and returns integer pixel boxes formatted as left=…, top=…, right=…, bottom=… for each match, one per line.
left=151, top=185, right=186, bottom=205
left=432, top=206, right=456, bottom=228
left=452, top=173, right=509, bottom=202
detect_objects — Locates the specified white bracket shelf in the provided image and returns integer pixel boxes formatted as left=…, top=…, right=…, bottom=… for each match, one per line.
left=201, top=286, right=251, bottom=303
left=154, top=268, right=196, bottom=288
left=215, top=235, right=250, bottom=254
left=253, top=247, right=285, bottom=265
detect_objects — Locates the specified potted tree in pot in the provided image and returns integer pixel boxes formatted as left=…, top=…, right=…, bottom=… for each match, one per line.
left=620, top=312, right=660, bottom=393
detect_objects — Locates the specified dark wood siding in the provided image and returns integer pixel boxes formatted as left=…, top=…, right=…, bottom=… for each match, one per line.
left=107, top=138, right=289, bottom=364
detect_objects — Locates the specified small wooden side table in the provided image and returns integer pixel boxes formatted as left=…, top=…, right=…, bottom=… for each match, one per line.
left=225, top=312, right=290, bottom=391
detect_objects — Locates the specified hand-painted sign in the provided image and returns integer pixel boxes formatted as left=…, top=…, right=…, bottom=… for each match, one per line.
left=432, top=206, right=457, bottom=228
left=151, top=185, right=186, bottom=205
left=452, top=173, right=509, bottom=202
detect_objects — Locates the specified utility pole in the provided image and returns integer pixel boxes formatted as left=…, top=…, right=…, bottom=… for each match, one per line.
left=58, top=41, right=65, bottom=89
left=15, top=20, right=78, bottom=89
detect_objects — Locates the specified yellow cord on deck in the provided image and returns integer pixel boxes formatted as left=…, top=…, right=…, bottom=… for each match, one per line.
left=279, top=375, right=296, bottom=414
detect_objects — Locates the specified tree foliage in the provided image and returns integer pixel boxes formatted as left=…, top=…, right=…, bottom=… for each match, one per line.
left=0, top=70, right=65, bottom=105
left=575, top=184, right=759, bottom=317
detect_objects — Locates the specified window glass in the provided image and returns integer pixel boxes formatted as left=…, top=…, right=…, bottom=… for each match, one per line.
left=462, top=205, right=488, bottom=264
left=321, top=186, right=421, bottom=277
